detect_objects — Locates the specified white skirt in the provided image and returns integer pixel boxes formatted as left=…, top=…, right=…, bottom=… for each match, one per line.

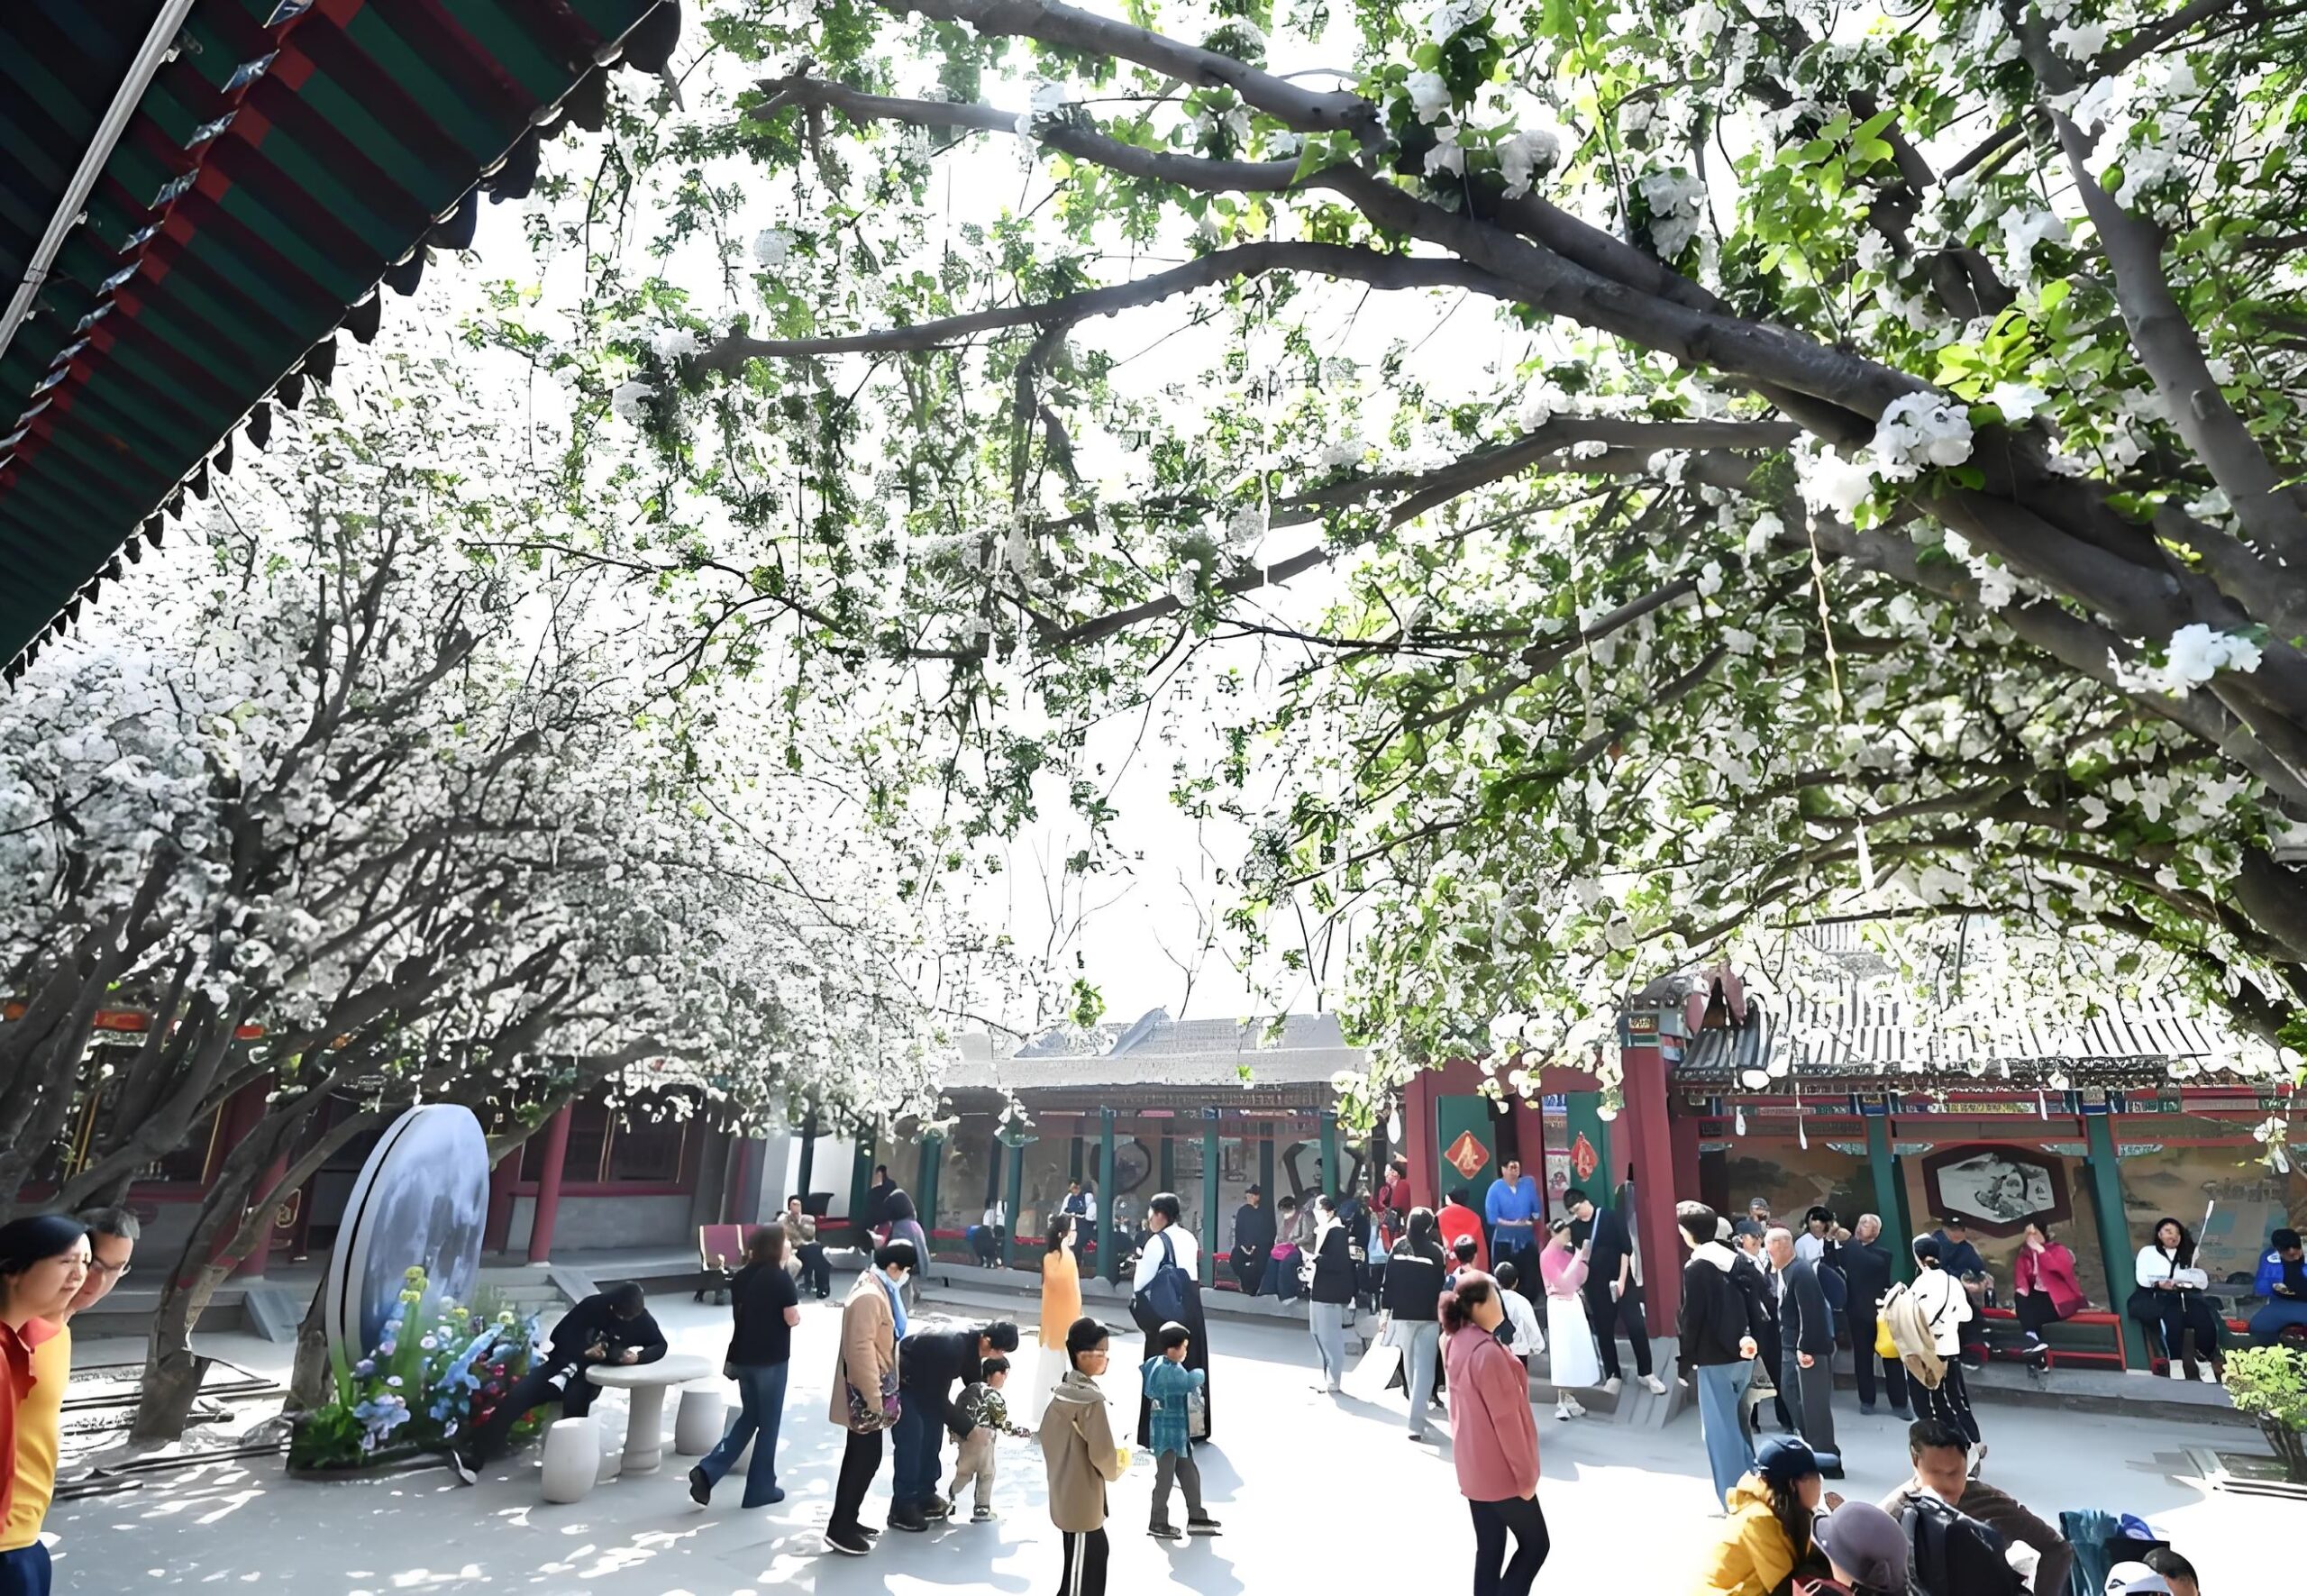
left=1545, top=1293, right=1601, bottom=1389
left=1028, top=1340, right=1069, bottom=1424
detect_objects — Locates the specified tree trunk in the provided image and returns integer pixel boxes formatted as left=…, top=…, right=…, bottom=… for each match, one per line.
left=129, top=1105, right=377, bottom=1441
left=286, top=1279, right=333, bottom=1413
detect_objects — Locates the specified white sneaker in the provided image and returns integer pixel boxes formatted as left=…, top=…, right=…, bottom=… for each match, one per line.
left=2200, top=1363, right=2221, bottom=1384
left=1640, top=1374, right=1668, bottom=1396
left=1600, top=1377, right=1622, bottom=1396
left=1565, top=1397, right=1586, bottom=1418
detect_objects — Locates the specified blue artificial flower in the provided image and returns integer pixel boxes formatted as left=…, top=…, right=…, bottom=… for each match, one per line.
left=352, top=1359, right=375, bottom=1377
left=419, top=1335, right=439, bottom=1352
left=385, top=1376, right=404, bottom=1389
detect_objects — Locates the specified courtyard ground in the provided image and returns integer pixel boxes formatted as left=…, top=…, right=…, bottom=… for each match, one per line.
left=50, top=1287, right=2280, bottom=1593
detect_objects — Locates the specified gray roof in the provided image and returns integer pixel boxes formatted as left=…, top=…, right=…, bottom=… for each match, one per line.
left=947, top=1009, right=1364, bottom=1094
left=1677, top=983, right=2239, bottom=1087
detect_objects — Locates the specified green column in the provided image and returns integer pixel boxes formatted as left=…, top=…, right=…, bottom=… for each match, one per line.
left=2084, top=1112, right=2150, bottom=1370
left=1259, top=1130, right=1275, bottom=1198
left=1200, top=1117, right=1221, bottom=1287
left=1865, top=1114, right=1910, bottom=1283
left=796, top=1108, right=817, bottom=1199
left=1158, top=1130, right=1176, bottom=1190
left=1320, top=1109, right=1339, bottom=1200
left=1070, top=1135, right=1085, bottom=1183
left=1096, top=1108, right=1117, bottom=1283
left=1564, top=1092, right=1614, bottom=1195
left=917, top=1131, right=945, bottom=1258
left=848, top=1135, right=875, bottom=1247
left=1004, top=1130, right=1026, bottom=1269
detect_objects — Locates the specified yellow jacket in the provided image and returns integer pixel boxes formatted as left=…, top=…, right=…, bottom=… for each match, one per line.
left=1698, top=1477, right=1801, bottom=1595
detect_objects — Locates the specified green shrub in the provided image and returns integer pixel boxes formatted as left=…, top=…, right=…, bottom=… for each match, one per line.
left=2222, top=1345, right=2307, bottom=1431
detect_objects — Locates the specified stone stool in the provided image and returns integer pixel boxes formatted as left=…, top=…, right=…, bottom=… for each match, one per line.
left=673, top=1387, right=725, bottom=1457
left=541, top=1416, right=600, bottom=1503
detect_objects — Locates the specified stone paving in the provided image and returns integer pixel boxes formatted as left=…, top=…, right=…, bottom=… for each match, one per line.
left=49, top=1291, right=2283, bottom=1593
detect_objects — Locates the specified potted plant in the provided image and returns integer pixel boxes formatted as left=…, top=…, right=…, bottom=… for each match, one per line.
left=287, top=1268, right=547, bottom=1477
left=2220, top=1345, right=2307, bottom=1482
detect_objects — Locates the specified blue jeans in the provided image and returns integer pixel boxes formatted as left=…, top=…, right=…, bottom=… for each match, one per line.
left=0, top=1544, right=50, bottom=1596
left=890, top=1395, right=944, bottom=1509
left=1403, top=1318, right=1442, bottom=1437
left=1693, top=1360, right=1755, bottom=1508
left=2250, top=1298, right=2307, bottom=1345
left=698, top=1361, right=789, bottom=1507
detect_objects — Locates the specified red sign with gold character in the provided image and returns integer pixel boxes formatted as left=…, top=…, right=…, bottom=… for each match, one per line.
left=1570, top=1134, right=1600, bottom=1181
left=1444, top=1131, right=1491, bottom=1181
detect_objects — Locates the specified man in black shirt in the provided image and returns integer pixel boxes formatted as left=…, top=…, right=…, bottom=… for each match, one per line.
left=1841, top=1213, right=1910, bottom=1415
left=1565, top=1188, right=1666, bottom=1395
left=459, top=1281, right=667, bottom=1474
left=889, top=1319, right=1020, bottom=1532
left=1229, top=1185, right=1275, bottom=1295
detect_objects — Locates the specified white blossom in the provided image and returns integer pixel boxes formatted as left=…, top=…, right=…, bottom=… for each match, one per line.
left=1499, top=128, right=1560, bottom=197
left=611, top=379, right=656, bottom=424
left=752, top=226, right=794, bottom=268
left=649, top=326, right=699, bottom=361
left=1985, top=380, right=2050, bottom=422
left=2114, top=624, right=2265, bottom=698
left=1405, top=71, right=1454, bottom=124
left=1424, top=126, right=1466, bottom=178
left=1870, top=392, right=1975, bottom=479
left=1637, top=169, right=1708, bottom=257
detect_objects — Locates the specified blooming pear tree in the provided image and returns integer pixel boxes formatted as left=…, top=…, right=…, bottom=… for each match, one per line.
left=447, top=0, right=2307, bottom=1088
left=0, top=325, right=1032, bottom=1437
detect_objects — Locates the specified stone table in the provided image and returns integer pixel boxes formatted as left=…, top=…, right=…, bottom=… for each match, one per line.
left=586, top=1353, right=715, bottom=1473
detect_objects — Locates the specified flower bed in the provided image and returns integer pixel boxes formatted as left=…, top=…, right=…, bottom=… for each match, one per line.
left=287, top=1268, right=548, bottom=1476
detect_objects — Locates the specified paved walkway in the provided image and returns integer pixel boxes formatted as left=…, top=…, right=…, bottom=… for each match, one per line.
left=51, top=1293, right=2281, bottom=1592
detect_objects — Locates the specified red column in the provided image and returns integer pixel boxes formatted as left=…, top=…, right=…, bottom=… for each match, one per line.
left=484, top=1147, right=520, bottom=1254
left=1618, top=1036, right=1686, bottom=1330
left=526, top=1107, right=573, bottom=1264
left=231, top=1150, right=288, bottom=1280
left=1405, top=1069, right=1440, bottom=1208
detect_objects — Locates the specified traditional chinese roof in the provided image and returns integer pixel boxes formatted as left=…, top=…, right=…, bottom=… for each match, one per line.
left=947, top=1009, right=1365, bottom=1097
left=0, top=0, right=679, bottom=675
left=1673, top=982, right=2248, bottom=1090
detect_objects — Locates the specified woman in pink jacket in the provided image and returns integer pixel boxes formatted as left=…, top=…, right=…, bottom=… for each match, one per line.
left=2010, top=1220, right=2085, bottom=1364
left=1440, top=1272, right=1547, bottom=1596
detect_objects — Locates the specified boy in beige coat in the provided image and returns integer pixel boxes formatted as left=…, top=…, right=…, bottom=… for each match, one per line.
left=823, top=1242, right=914, bottom=1556
left=1039, top=1317, right=1127, bottom=1596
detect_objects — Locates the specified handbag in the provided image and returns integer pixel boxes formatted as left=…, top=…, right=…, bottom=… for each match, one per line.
left=845, top=1373, right=900, bottom=1433
left=1132, top=1231, right=1192, bottom=1326
left=1873, top=1313, right=1898, bottom=1360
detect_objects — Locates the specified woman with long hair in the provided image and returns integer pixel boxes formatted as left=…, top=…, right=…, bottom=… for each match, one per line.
left=1039, top=1316, right=1126, bottom=1596
left=1701, top=1436, right=1828, bottom=1596
left=1304, top=1194, right=1356, bottom=1394
left=1537, top=1218, right=1601, bottom=1419
left=2131, top=1216, right=2226, bottom=1382
left=2010, top=1220, right=2084, bottom=1365
left=690, top=1224, right=800, bottom=1509
left=1382, top=1206, right=1449, bottom=1441
left=1031, top=1211, right=1083, bottom=1422
left=1907, top=1236, right=1982, bottom=1453
left=1439, top=1272, right=1548, bottom=1596
left=1, top=1215, right=89, bottom=1596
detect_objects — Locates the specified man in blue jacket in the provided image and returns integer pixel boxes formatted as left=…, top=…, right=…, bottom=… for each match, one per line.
left=2250, top=1227, right=2307, bottom=1345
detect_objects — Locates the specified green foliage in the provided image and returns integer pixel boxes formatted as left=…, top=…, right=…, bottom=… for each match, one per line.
left=2223, top=1345, right=2307, bottom=1433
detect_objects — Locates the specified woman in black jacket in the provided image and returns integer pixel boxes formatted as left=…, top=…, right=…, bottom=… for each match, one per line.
left=689, top=1227, right=800, bottom=1509
left=1304, top=1195, right=1358, bottom=1393
left=1675, top=1201, right=1771, bottom=1508
left=1384, top=1207, right=1450, bottom=1440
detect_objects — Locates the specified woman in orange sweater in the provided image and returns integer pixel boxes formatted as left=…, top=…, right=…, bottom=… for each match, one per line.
left=1031, top=1212, right=1084, bottom=1422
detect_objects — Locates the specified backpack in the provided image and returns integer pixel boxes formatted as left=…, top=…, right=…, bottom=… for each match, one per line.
left=1901, top=1491, right=2026, bottom=1596
left=1879, top=1282, right=1947, bottom=1391
left=1132, top=1230, right=1192, bottom=1325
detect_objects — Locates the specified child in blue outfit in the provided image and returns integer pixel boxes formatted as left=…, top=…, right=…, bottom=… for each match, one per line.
left=1141, top=1321, right=1221, bottom=1539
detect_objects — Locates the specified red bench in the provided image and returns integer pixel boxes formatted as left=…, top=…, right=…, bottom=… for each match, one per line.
left=1974, top=1306, right=2131, bottom=1370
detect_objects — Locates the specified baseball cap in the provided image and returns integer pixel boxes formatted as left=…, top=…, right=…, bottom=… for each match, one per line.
left=1755, top=1436, right=1819, bottom=1488
left=2104, top=1564, right=2175, bottom=1595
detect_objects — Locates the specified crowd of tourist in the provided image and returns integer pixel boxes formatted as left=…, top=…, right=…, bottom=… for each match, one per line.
left=0, top=1163, right=2268, bottom=1596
